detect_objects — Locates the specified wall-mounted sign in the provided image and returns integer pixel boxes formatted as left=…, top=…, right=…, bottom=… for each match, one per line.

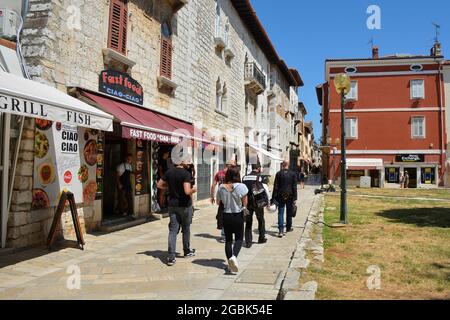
left=122, top=126, right=182, bottom=145
left=395, top=154, right=425, bottom=163
left=99, top=70, right=144, bottom=105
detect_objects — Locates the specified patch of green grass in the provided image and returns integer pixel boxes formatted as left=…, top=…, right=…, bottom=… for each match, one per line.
left=307, top=193, right=450, bottom=300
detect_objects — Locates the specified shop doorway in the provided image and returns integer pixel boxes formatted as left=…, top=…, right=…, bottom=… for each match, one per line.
left=156, top=144, right=174, bottom=212
left=369, top=170, right=381, bottom=188
left=404, top=168, right=418, bottom=188
left=103, top=137, right=128, bottom=220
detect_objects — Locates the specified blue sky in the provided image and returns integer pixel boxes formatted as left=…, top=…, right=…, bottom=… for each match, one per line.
left=251, top=0, right=450, bottom=140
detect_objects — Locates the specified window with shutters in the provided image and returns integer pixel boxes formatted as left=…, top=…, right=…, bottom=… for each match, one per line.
left=160, top=21, right=173, bottom=79
left=410, top=79, right=425, bottom=99
left=108, top=0, right=128, bottom=55
left=411, top=116, right=425, bottom=139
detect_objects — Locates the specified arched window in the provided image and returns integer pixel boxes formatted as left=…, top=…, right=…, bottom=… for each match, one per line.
left=160, top=21, right=173, bottom=79
left=216, top=77, right=222, bottom=111
left=221, top=82, right=228, bottom=113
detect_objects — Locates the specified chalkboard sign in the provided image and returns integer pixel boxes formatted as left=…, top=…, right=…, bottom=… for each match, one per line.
left=47, top=191, right=85, bottom=250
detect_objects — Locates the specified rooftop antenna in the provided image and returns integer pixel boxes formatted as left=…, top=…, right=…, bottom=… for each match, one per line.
left=368, top=37, right=375, bottom=48
left=432, top=22, right=441, bottom=43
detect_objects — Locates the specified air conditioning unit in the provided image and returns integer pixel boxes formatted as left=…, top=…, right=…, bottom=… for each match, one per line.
left=0, top=8, right=19, bottom=39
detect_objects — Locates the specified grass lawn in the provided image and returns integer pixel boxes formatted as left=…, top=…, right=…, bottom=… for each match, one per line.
left=303, top=190, right=450, bottom=300
left=348, top=187, right=450, bottom=200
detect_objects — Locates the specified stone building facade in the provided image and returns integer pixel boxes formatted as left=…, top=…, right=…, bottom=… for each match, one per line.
left=3, top=0, right=302, bottom=249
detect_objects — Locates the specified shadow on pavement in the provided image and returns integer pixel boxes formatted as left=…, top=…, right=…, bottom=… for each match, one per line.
left=137, top=250, right=171, bottom=264
left=377, top=207, right=450, bottom=228
left=192, top=258, right=227, bottom=270
left=0, top=240, right=81, bottom=269
left=194, top=233, right=222, bottom=242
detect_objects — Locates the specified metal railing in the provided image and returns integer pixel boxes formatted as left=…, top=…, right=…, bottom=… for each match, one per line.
left=245, top=62, right=266, bottom=90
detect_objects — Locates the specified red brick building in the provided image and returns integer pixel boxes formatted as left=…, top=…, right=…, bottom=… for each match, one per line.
left=317, top=44, right=447, bottom=188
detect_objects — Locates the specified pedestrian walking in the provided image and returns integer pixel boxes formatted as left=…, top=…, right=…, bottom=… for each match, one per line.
left=399, top=172, right=405, bottom=189
left=272, top=161, right=297, bottom=238
left=116, top=153, right=135, bottom=220
left=216, top=166, right=248, bottom=273
left=157, top=159, right=197, bottom=266
left=242, top=164, right=268, bottom=248
left=404, top=171, right=410, bottom=189
left=299, top=170, right=306, bottom=189
left=211, top=159, right=236, bottom=242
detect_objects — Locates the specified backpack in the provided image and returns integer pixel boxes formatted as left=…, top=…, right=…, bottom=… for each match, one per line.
left=251, top=179, right=269, bottom=209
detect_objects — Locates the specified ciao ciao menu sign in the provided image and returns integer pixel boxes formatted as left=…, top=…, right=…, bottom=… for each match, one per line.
left=32, top=119, right=102, bottom=210
left=99, top=70, right=144, bottom=105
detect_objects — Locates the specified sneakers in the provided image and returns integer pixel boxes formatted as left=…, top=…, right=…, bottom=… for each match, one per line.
left=228, top=256, right=239, bottom=273
left=258, top=238, right=267, bottom=244
left=246, top=242, right=253, bottom=248
left=286, top=228, right=294, bottom=233
left=220, top=236, right=226, bottom=243
left=278, top=232, right=283, bottom=238
left=167, top=257, right=176, bottom=266
left=184, top=249, right=196, bottom=258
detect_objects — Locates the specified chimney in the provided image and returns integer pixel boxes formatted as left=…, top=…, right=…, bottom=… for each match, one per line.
left=372, top=46, right=379, bottom=59
left=431, top=42, right=442, bottom=57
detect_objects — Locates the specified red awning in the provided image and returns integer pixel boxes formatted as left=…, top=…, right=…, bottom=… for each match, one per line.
left=81, top=91, right=194, bottom=145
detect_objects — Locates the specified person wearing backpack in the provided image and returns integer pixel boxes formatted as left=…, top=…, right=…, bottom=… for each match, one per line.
left=272, top=161, right=297, bottom=238
left=242, top=164, right=268, bottom=248
left=216, top=166, right=248, bottom=273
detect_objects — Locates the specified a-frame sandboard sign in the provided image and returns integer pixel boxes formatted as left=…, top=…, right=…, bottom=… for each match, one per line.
left=47, top=191, right=85, bottom=251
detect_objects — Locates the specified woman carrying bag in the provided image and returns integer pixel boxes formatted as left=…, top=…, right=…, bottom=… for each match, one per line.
left=216, top=166, right=249, bottom=273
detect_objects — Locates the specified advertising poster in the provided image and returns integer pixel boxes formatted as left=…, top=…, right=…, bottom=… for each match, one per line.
left=135, top=139, right=144, bottom=195
left=78, top=128, right=101, bottom=205
left=32, top=120, right=83, bottom=210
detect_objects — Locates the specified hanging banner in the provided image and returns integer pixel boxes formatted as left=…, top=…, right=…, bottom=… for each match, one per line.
left=32, top=121, right=102, bottom=210
left=32, top=120, right=83, bottom=210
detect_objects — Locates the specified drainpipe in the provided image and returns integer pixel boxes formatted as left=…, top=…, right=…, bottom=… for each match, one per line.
left=437, top=60, right=446, bottom=186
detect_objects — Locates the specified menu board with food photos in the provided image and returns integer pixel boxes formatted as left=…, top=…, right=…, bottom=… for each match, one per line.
left=135, top=139, right=145, bottom=195
left=32, top=120, right=104, bottom=210
left=32, top=120, right=83, bottom=210
left=79, top=128, right=101, bottom=205
left=96, top=132, right=104, bottom=199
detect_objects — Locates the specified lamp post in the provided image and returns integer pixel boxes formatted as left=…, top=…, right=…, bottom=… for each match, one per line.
left=333, top=73, right=351, bottom=224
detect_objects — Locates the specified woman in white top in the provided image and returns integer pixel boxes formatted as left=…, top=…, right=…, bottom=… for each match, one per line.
left=216, top=166, right=248, bottom=273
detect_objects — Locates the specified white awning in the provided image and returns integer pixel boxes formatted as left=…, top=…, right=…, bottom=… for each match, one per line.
left=248, top=143, right=284, bottom=162
left=0, top=70, right=113, bottom=131
left=347, top=158, right=384, bottom=169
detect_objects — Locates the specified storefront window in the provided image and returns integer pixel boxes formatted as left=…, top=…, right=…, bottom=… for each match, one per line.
left=385, top=167, right=400, bottom=183
left=421, top=167, right=436, bottom=185
left=347, top=170, right=365, bottom=180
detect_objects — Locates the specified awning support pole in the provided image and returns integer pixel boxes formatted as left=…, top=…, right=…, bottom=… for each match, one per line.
left=1, top=114, right=11, bottom=248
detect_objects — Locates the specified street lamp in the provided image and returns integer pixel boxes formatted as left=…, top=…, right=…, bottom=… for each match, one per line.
left=334, top=73, right=351, bottom=224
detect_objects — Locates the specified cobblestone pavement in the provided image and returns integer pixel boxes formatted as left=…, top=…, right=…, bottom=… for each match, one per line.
left=0, top=186, right=319, bottom=300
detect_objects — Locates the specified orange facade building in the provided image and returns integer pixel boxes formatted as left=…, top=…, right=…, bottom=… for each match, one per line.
left=317, top=45, right=447, bottom=188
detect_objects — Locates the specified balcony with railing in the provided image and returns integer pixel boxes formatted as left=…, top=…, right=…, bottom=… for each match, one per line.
left=245, top=62, right=266, bottom=95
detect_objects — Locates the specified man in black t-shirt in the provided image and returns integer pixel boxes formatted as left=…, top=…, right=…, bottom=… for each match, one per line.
left=157, top=160, right=197, bottom=266
left=272, top=161, right=298, bottom=238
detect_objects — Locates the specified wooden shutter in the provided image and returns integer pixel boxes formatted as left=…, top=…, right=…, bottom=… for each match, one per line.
left=160, top=37, right=173, bottom=79
left=108, top=0, right=128, bottom=55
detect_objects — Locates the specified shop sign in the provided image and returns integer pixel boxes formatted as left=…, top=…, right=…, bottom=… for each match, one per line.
left=396, top=154, right=424, bottom=163
left=99, top=70, right=144, bottom=106
left=122, top=126, right=182, bottom=145
left=0, top=95, right=109, bottom=129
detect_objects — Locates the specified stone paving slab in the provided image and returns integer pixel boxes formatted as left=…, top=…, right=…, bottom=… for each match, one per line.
left=0, top=187, right=318, bottom=300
